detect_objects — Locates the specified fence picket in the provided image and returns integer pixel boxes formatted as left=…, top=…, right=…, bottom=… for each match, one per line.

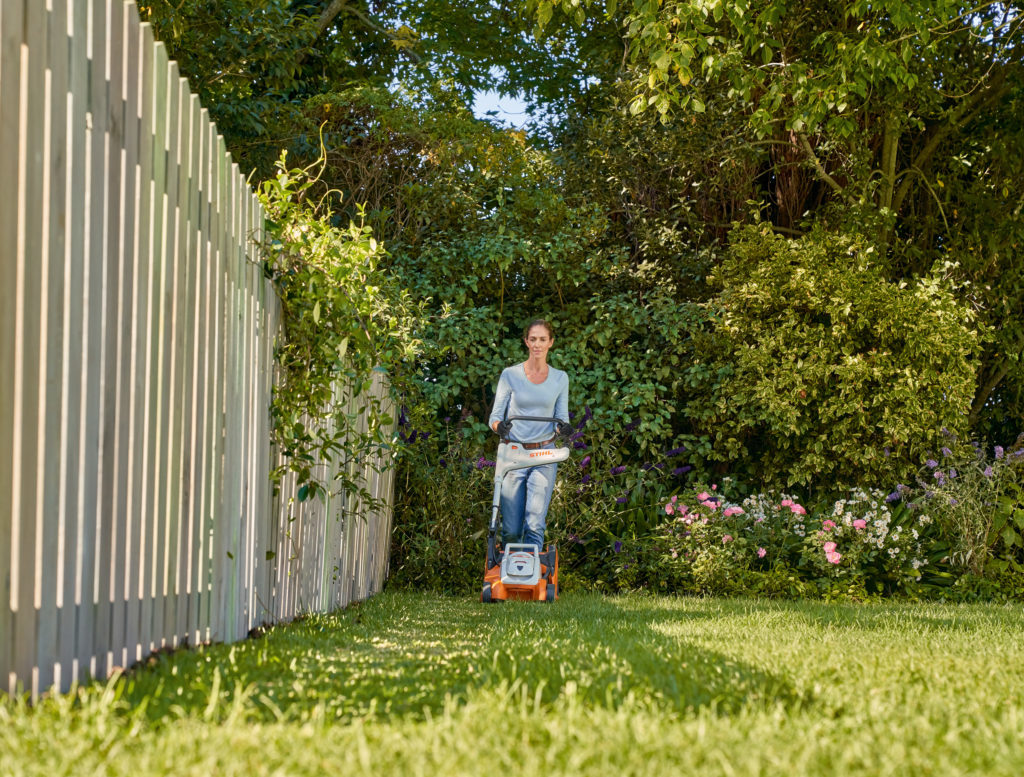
left=105, top=0, right=132, bottom=673
left=38, top=0, right=70, bottom=693
left=58, top=0, right=90, bottom=690
left=13, top=0, right=46, bottom=697
left=0, top=0, right=24, bottom=698
left=184, top=93, right=203, bottom=646
left=123, top=6, right=147, bottom=669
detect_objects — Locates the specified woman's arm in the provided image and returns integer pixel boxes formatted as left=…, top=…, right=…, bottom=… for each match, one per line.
left=554, top=373, right=569, bottom=425
left=488, top=369, right=511, bottom=432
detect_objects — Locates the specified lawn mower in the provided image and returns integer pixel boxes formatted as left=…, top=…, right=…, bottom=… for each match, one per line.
left=481, top=415, right=570, bottom=603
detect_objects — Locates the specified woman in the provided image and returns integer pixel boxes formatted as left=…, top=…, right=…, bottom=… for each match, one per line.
left=488, top=319, right=570, bottom=550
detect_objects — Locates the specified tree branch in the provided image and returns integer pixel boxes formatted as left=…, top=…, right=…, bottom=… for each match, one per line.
left=970, top=356, right=1015, bottom=427
left=312, top=0, right=423, bottom=63
left=797, top=133, right=850, bottom=201
left=891, top=69, right=1010, bottom=214
left=316, top=0, right=348, bottom=39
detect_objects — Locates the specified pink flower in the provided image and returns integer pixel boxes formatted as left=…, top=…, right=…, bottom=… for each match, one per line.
left=790, top=504, right=807, bottom=516
left=780, top=499, right=793, bottom=507
left=757, top=547, right=767, bottom=558
left=826, top=551, right=842, bottom=564
left=723, top=506, right=745, bottom=517
left=711, top=484, right=717, bottom=491
left=697, top=491, right=710, bottom=501
left=822, top=519, right=836, bottom=530
left=722, top=535, right=733, bottom=543
left=852, top=519, right=867, bottom=530
left=700, top=499, right=718, bottom=510
left=823, top=541, right=837, bottom=553
left=665, top=503, right=675, bottom=515
left=671, top=495, right=678, bottom=503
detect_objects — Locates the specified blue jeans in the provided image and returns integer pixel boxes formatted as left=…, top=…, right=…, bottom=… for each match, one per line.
left=500, top=453, right=558, bottom=549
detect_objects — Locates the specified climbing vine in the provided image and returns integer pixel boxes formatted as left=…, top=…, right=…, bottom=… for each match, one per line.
left=256, top=152, right=422, bottom=504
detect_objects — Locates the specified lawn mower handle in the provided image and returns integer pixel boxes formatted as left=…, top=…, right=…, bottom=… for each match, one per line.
left=498, top=415, right=571, bottom=445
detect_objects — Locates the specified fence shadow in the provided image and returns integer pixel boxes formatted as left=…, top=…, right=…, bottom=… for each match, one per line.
left=112, top=592, right=806, bottom=725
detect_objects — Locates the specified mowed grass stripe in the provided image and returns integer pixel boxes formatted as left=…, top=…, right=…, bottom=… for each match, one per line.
left=2, top=592, right=1024, bottom=776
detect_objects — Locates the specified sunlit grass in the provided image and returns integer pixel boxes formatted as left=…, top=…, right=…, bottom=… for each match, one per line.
left=3, top=592, right=1024, bottom=776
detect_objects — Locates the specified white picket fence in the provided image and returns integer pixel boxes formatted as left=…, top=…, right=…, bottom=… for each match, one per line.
left=0, top=0, right=396, bottom=698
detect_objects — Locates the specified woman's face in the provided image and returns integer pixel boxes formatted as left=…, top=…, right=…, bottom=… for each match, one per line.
left=524, top=325, right=553, bottom=361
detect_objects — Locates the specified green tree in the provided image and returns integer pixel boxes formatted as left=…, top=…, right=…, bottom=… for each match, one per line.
left=537, top=0, right=1024, bottom=442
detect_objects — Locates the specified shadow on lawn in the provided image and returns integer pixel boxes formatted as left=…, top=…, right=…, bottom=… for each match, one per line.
left=114, top=592, right=804, bottom=726
left=753, top=597, right=1022, bottom=635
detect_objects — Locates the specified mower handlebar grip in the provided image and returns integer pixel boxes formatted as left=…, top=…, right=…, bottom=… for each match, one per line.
left=499, top=415, right=570, bottom=445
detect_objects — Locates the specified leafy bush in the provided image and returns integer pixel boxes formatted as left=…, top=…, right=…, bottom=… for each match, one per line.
left=803, top=489, right=933, bottom=594
left=899, top=435, right=1024, bottom=576
left=388, top=422, right=493, bottom=593
left=256, top=152, right=421, bottom=501
left=654, top=482, right=942, bottom=599
left=687, top=225, right=981, bottom=492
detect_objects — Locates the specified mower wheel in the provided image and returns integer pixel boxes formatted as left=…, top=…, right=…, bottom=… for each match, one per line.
left=545, top=583, right=556, bottom=602
left=481, top=583, right=493, bottom=603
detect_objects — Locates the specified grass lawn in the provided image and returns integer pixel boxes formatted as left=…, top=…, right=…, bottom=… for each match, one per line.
left=3, top=591, right=1024, bottom=776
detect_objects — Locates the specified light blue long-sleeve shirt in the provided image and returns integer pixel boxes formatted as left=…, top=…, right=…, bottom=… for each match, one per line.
left=488, top=363, right=570, bottom=443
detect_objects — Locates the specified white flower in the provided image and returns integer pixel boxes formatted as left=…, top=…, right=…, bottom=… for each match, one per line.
left=911, top=528, right=919, bottom=539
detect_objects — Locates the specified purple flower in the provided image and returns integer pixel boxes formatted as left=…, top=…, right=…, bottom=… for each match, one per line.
left=443, top=416, right=451, bottom=423
left=573, top=441, right=588, bottom=450
left=579, top=455, right=591, bottom=470
left=610, top=465, right=627, bottom=475
left=613, top=541, right=623, bottom=552
left=475, top=457, right=495, bottom=470
left=663, top=446, right=686, bottom=457
left=672, top=466, right=693, bottom=476
left=934, top=471, right=945, bottom=485
left=581, top=474, right=592, bottom=484
left=584, top=405, right=593, bottom=421
left=926, top=459, right=939, bottom=469
left=407, top=430, right=419, bottom=444
left=568, top=411, right=576, bottom=420
left=884, top=447, right=891, bottom=457
left=949, top=468, right=957, bottom=478
left=950, top=498, right=959, bottom=507
left=984, top=466, right=994, bottom=478
left=996, top=446, right=1005, bottom=459
left=439, top=458, right=447, bottom=468
left=615, top=496, right=628, bottom=504
left=570, top=430, right=584, bottom=441
left=642, top=462, right=653, bottom=471
left=941, top=447, right=952, bottom=457
left=398, top=407, right=409, bottom=427
left=885, top=492, right=900, bottom=503
left=419, top=431, right=431, bottom=441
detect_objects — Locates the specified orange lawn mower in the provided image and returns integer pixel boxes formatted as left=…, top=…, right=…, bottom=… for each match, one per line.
left=481, top=415, right=571, bottom=603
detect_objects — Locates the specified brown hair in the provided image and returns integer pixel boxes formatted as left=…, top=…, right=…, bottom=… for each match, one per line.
left=523, top=318, right=554, bottom=340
